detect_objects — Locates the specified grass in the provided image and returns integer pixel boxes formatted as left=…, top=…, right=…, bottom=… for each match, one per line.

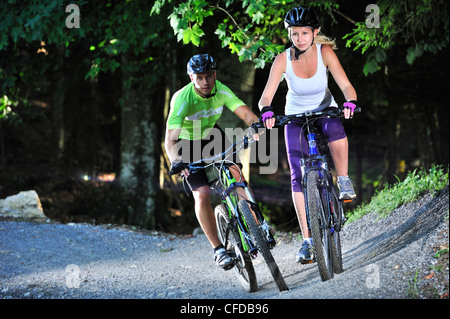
left=346, top=164, right=449, bottom=223
left=407, top=270, right=421, bottom=299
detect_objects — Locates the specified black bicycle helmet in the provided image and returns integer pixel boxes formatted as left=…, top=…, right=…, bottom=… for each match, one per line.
left=187, top=54, right=217, bottom=75
left=284, top=6, right=320, bottom=29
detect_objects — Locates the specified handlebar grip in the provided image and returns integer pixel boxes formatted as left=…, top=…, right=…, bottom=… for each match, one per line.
left=250, top=122, right=265, bottom=130
left=168, top=167, right=179, bottom=176
left=169, top=161, right=188, bottom=176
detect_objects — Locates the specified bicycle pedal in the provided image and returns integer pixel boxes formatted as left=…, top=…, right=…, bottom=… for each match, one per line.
left=223, top=264, right=235, bottom=271
left=227, top=251, right=236, bottom=258
left=267, top=239, right=276, bottom=249
left=249, top=247, right=258, bottom=257
left=342, top=199, right=353, bottom=203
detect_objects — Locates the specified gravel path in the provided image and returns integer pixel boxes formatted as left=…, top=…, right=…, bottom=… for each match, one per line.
left=1, top=187, right=448, bottom=302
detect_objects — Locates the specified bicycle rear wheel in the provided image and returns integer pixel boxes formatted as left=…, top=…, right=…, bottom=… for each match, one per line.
left=238, top=199, right=289, bottom=292
left=306, top=170, right=333, bottom=281
left=214, top=204, right=257, bottom=292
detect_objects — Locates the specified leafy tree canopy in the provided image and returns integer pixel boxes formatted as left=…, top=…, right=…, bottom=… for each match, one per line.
left=151, top=0, right=449, bottom=75
left=0, top=0, right=170, bottom=118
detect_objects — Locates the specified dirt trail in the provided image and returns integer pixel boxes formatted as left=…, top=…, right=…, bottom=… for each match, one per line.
left=1, top=188, right=448, bottom=302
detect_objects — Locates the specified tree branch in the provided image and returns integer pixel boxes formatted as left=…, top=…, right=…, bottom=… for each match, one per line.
left=332, top=8, right=358, bottom=25
left=213, top=5, right=250, bottom=40
left=212, top=4, right=266, bottom=53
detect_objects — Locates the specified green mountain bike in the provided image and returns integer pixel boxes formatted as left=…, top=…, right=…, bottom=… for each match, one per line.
left=170, top=126, right=288, bottom=292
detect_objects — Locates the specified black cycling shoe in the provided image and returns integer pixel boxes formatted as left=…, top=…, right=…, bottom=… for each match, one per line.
left=214, top=247, right=235, bottom=270
left=296, top=240, right=315, bottom=264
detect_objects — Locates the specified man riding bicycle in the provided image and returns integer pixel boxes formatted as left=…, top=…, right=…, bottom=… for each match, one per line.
left=164, top=54, right=260, bottom=270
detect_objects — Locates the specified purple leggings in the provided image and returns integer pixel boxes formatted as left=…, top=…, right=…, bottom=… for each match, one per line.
left=285, top=117, right=346, bottom=192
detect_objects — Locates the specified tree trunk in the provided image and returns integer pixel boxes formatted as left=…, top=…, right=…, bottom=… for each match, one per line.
left=385, top=108, right=400, bottom=185
left=51, top=46, right=66, bottom=160
left=216, top=59, right=255, bottom=182
left=354, top=144, right=363, bottom=204
left=119, top=56, right=159, bottom=229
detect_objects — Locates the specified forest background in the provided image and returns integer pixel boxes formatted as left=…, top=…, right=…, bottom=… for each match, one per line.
left=1, top=0, right=448, bottom=233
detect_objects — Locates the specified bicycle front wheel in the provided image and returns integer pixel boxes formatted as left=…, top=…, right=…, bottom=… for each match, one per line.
left=214, top=204, right=257, bottom=293
left=306, top=170, right=334, bottom=282
left=238, top=199, right=289, bottom=292
left=331, top=231, right=343, bottom=274
left=330, top=187, right=344, bottom=274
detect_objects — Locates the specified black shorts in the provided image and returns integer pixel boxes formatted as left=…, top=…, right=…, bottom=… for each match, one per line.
left=177, top=126, right=240, bottom=191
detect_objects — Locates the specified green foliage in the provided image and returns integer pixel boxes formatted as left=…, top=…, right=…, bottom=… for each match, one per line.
left=152, top=0, right=305, bottom=68
left=434, top=247, right=449, bottom=259
left=346, top=165, right=449, bottom=223
left=344, top=0, right=449, bottom=75
left=0, top=0, right=68, bottom=49
left=0, top=0, right=170, bottom=94
left=0, top=95, right=13, bottom=119
left=407, top=269, right=420, bottom=299
left=152, top=0, right=449, bottom=74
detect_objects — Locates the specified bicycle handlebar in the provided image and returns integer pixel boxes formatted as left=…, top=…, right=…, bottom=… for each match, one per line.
left=274, top=106, right=361, bottom=127
left=169, top=126, right=261, bottom=176
left=168, top=107, right=360, bottom=176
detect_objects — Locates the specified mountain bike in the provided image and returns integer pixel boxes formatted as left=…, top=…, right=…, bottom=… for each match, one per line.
left=169, top=125, right=288, bottom=292
left=275, top=107, right=359, bottom=281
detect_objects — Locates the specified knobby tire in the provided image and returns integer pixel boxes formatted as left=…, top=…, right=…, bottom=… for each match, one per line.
left=331, top=232, right=343, bottom=274
left=306, top=170, right=334, bottom=281
left=330, top=187, right=344, bottom=274
left=238, top=199, right=289, bottom=292
left=214, top=204, right=257, bottom=292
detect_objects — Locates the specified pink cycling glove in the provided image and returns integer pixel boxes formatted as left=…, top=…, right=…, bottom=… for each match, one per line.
left=343, top=100, right=358, bottom=112
left=260, top=106, right=274, bottom=122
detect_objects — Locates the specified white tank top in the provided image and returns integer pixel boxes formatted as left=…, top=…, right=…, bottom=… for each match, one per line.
left=284, top=43, right=337, bottom=115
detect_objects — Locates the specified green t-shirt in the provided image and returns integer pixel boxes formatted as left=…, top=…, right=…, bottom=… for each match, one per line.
left=167, top=80, right=245, bottom=140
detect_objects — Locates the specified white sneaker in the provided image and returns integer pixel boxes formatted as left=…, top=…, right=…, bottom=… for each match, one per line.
left=214, top=248, right=234, bottom=270
left=337, top=176, right=356, bottom=201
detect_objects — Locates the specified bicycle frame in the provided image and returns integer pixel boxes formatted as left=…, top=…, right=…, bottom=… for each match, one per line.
left=168, top=124, right=289, bottom=292
left=177, top=133, right=264, bottom=257
left=216, top=166, right=257, bottom=255
left=301, top=134, right=335, bottom=233
left=276, top=109, right=346, bottom=234
left=274, top=108, right=352, bottom=281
